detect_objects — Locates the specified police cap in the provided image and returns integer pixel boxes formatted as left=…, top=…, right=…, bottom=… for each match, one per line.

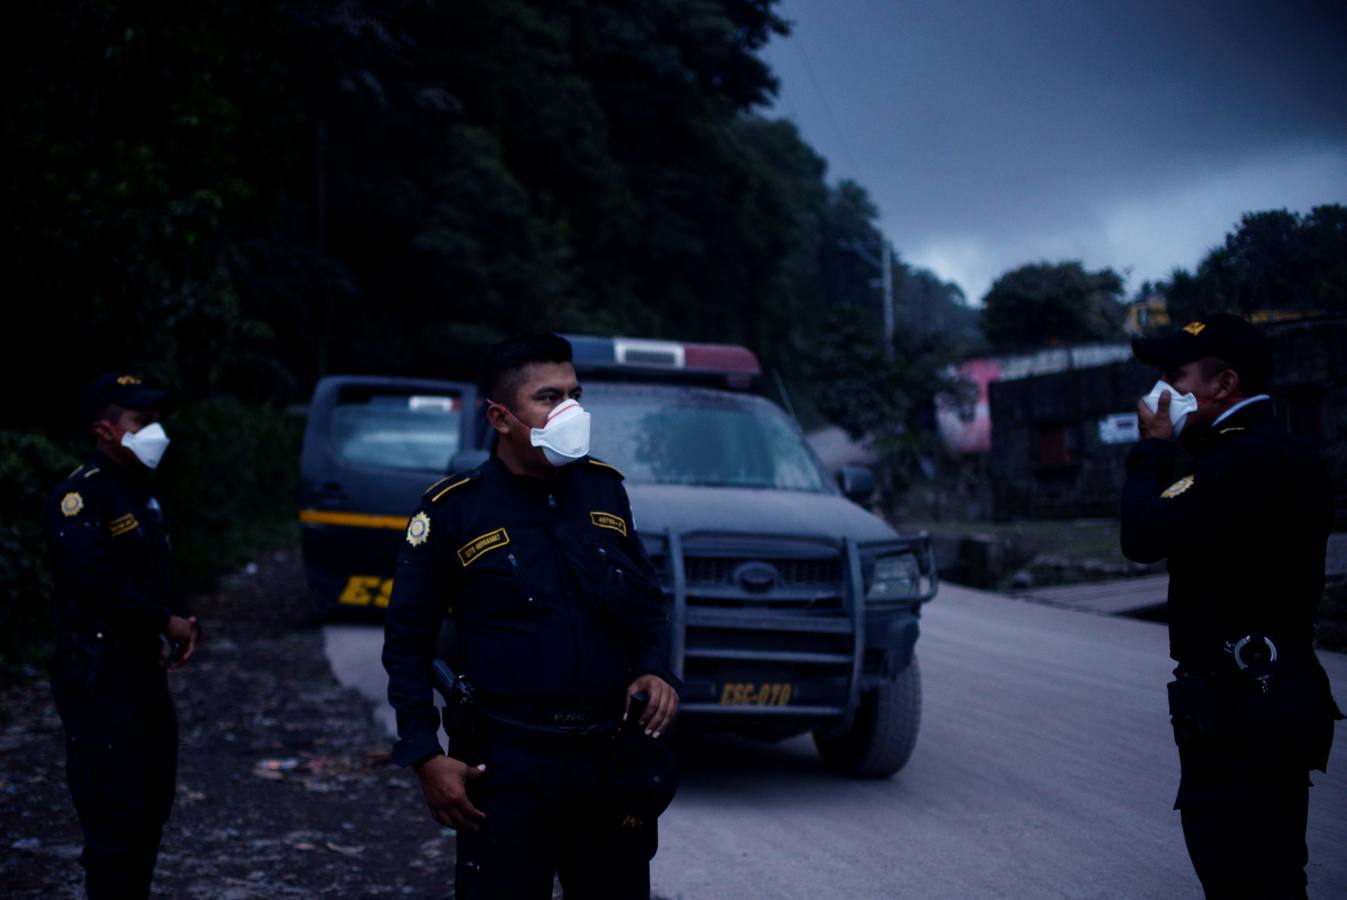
left=1131, top=313, right=1271, bottom=389
left=79, top=372, right=173, bottom=425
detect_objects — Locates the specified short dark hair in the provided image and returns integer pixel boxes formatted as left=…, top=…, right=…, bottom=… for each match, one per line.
left=483, top=333, right=573, bottom=407
left=1198, top=355, right=1267, bottom=395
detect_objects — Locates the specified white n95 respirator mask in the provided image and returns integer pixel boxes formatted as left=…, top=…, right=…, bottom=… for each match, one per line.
left=121, top=422, right=171, bottom=469
left=529, top=399, right=591, bottom=466
left=1143, top=381, right=1199, bottom=436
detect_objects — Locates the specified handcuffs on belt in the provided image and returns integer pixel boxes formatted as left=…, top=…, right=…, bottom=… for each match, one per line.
left=1224, top=632, right=1278, bottom=694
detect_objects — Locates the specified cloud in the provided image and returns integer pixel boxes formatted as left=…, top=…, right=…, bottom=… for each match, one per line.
left=904, top=145, right=1347, bottom=303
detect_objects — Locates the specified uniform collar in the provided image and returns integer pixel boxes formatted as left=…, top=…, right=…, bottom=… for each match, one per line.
left=91, top=448, right=155, bottom=490
left=1181, top=395, right=1275, bottom=453
left=486, top=454, right=575, bottom=494
left=1212, top=394, right=1271, bottom=428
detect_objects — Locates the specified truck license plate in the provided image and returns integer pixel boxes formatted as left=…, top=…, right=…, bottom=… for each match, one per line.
left=719, top=681, right=794, bottom=706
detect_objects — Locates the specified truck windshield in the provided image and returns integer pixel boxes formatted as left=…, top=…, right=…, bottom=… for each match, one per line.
left=584, top=383, right=831, bottom=491
left=329, top=391, right=462, bottom=472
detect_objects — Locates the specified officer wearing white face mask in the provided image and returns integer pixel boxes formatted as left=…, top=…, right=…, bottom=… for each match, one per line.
left=44, top=372, right=199, bottom=899
left=1121, top=315, right=1341, bottom=898
left=383, top=333, right=679, bottom=899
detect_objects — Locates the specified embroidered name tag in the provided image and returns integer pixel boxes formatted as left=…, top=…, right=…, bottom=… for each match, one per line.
left=590, top=511, right=628, bottom=537
left=1161, top=475, right=1195, bottom=499
left=108, top=513, right=139, bottom=537
left=458, top=528, right=509, bottom=566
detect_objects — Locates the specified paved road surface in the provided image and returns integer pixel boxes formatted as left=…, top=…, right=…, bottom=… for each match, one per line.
left=324, top=584, right=1347, bottom=899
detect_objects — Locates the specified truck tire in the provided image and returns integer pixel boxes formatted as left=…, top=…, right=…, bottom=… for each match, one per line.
left=813, top=657, right=921, bottom=779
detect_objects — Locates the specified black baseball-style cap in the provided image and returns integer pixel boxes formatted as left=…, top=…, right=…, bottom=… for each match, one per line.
left=79, top=372, right=173, bottom=424
left=1131, top=313, right=1272, bottom=389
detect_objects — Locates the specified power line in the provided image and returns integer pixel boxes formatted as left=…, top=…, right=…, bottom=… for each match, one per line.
left=793, top=32, right=861, bottom=178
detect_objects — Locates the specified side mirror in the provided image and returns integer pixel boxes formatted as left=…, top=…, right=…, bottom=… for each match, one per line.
left=837, top=465, right=875, bottom=504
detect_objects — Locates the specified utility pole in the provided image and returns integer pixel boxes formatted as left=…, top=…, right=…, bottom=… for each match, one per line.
left=838, top=235, right=896, bottom=357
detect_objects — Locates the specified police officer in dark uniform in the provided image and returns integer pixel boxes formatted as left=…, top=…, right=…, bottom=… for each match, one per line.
left=1121, top=314, right=1342, bottom=898
left=382, top=333, right=679, bottom=899
left=46, top=373, right=200, bottom=899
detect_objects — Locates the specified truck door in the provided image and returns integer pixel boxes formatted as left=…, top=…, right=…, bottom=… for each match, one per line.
left=299, top=375, right=476, bottom=613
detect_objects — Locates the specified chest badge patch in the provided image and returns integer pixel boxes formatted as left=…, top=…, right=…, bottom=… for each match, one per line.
left=590, top=511, right=628, bottom=537
left=1161, top=475, right=1195, bottom=499
left=406, top=511, right=431, bottom=547
left=459, top=528, right=510, bottom=567
left=60, top=492, right=84, bottom=517
left=108, top=512, right=139, bottom=537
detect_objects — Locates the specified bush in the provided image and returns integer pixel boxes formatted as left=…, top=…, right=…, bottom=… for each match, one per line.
left=0, top=400, right=303, bottom=673
left=0, top=432, right=81, bottom=670
left=157, top=397, right=303, bottom=592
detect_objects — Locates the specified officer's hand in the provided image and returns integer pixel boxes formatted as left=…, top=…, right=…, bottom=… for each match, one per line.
left=165, top=615, right=200, bottom=670
left=1137, top=391, right=1175, bottom=441
left=416, top=755, right=487, bottom=831
left=626, top=674, right=679, bottom=738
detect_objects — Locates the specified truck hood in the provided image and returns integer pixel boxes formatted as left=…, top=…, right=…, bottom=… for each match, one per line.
left=626, top=484, right=900, bottom=544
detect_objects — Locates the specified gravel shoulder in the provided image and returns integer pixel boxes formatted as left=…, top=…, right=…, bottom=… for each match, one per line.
left=1, top=548, right=452, bottom=898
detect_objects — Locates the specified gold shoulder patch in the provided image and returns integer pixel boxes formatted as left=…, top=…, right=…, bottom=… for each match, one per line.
left=405, top=511, right=431, bottom=547
left=116, top=374, right=143, bottom=385
left=458, top=528, right=509, bottom=567
left=590, top=511, right=628, bottom=537
left=60, top=492, right=84, bottom=517
left=1183, top=321, right=1206, bottom=335
left=1161, top=475, right=1195, bottom=499
left=587, top=458, right=624, bottom=479
left=108, top=512, right=139, bottom=537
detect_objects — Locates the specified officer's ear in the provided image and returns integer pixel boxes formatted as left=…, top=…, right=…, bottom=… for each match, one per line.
left=485, top=402, right=513, bottom=436
left=90, top=416, right=118, bottom=443
left=1213, top=368, right=1241, bottom=401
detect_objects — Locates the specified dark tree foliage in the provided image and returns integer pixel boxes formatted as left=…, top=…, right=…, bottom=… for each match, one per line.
left=1161, top=205, right=1347, bottom=324
left=809, top=305, right=957, bottom=498
left=1, top=0, right=1009, bottom=664
left=979, top=261, right=1126, bottom=350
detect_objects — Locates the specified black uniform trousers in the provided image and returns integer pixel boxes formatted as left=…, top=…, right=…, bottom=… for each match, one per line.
left=50, top=638, right=177, bottom=900
left=455, top=736, right=655, bottom=900
left=1170, top=659, right=1337, bottom=900
left=1180, top=778, right=1309, bottom=900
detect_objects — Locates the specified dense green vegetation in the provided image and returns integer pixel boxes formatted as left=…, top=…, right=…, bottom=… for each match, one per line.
left=5, top=0, right=972, bottom=668
left=979, top=261, right=1125, bottom=350
left=1151, top=205, right=1347, bottom=325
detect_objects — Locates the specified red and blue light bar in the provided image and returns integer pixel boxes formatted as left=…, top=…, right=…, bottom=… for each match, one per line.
left=563, top=334, right=762, bottom=388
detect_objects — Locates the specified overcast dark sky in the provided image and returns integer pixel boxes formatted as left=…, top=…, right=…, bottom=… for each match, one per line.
left=759, top=0, right=1347, bottom=303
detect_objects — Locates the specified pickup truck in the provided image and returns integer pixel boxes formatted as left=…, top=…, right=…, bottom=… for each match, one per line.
left=298, top=335, right=938, bottom=777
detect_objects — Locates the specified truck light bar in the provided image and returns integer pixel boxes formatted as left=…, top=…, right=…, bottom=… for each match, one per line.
left=615, top=338, right=685, bottom=368
left=563, top=334, right=763, bottom=382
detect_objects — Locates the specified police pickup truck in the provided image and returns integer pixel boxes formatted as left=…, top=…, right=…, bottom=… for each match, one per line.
left=298, top=336, right=937, bottom=777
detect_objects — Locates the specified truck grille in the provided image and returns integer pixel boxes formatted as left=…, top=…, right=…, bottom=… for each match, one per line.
left=684, top=557, right=843, bottom=588
left=649, top=538, right=859, bottom=715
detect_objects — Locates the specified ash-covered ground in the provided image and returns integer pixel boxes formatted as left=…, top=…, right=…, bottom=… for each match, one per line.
left=1, top=549, right=454, bottom=898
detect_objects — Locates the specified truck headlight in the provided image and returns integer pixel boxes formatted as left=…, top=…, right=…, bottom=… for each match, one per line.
left=865, top=552, right=922, bottom=603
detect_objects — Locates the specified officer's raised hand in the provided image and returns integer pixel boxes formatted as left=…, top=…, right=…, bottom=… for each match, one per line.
left=626, top=673, right=678, bottom=738
left=416, top=755, right=487, bottom=831
left=1137, top=390, right=1174, bottom=441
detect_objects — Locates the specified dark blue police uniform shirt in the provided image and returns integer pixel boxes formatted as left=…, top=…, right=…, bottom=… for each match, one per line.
left=382, top=456, right=674, bottom=767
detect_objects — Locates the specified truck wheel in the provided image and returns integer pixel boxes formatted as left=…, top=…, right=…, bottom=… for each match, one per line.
left=813, top=657, right=921, bottom=779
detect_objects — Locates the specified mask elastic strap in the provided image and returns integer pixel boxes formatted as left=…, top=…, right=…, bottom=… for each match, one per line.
left=487, top=399, right=531, bottom=431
